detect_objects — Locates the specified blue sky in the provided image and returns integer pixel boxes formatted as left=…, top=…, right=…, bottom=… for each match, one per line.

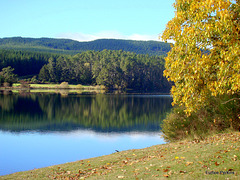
left=0, top=0, right=175, bottom=41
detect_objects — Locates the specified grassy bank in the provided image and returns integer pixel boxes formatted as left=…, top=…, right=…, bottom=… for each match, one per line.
left=2, top=83, right=106, bottom=94
left=12, top=83, right=105, bottom=90
left=1, top=131, right=239, bottom=180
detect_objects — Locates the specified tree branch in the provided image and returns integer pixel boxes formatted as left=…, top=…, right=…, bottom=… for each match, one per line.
left=222, top=98, right=240, bottom=104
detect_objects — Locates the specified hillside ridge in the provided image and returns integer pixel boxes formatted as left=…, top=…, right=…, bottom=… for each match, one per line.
left=0, top=37, right=171, bottom=56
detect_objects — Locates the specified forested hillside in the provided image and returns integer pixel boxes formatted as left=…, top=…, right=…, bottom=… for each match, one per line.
left=38, top=50, right=171, bottom=91
left=0, top=50, right=58, bottom=76
left=0, top=37, right=171, bottom=56
left=0, top=37, right=172, bottom=91
left=0, top=49, right=171, bottom=91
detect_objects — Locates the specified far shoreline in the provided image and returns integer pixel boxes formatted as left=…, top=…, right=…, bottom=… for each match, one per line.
left=0, top=83, right=171, bottom=95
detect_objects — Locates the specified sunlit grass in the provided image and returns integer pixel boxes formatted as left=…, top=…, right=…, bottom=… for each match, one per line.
left=30, top=84, right=58, bottom=88
left=11, top=83, right=105, bottom=90
left=1, top=131, right=239, bottom=180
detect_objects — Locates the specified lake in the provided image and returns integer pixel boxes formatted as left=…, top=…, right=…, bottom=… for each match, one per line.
left=0, top=92, right=172, bottom=176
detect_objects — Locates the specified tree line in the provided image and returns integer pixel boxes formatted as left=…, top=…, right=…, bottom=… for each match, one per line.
left=0, top=49, right=56, bottom=76
left=0, top=49, right=171, bottom=91
left=39, top=50, right=171, bottom=91
left=0, top=37, right=171, bottom=56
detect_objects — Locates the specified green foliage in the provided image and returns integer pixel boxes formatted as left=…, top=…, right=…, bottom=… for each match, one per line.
left=0, top=37, right=171, bottom=56
left=38, top=50, right=171, bottom=91
left=58, top=82, right=69, bottom=89
left=30, top=76, right=38, bottom=83
left=38, top=65, right=50, bottom=82
left=162, top=95, right=240, bottom=142
left=0, top=49, right=58, bottom=76
left=19, top=81, right=30, bottom=89
left=0, top=66, right=18, bottom=86
left=75, top=84, right=83, bottom=89
left=0, top=43, right=171, bottom=92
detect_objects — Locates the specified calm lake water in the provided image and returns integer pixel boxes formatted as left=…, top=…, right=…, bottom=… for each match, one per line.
left=0, top=92, right=172, bottom=176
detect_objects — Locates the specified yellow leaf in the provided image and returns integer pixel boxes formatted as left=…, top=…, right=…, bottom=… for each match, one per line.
left=161, top=0, right=239, bottom=114
left=186, top=162, right=193, bottom=166
left=117, top=176, right=124, bottom=179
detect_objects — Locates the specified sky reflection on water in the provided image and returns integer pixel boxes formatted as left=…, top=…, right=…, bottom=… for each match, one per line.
left=0, top=93, right=172, bottom=176
left=0, top=130, right=165, bottom=176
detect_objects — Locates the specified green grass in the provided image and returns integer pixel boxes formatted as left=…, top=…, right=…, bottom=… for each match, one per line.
left=8, top=83, right=106, bottom=94
left=1, top=131, right=239, bottom=179
left=29, top=84, right=58, bottom=88
left=11, top=83, right=20, bottom=88
left=28, top=89, right=105, bottom=94
left=12, top=83, right=105, bottom=90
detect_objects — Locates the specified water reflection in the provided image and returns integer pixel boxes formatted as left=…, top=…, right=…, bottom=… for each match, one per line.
left=0, top=93, right=172, bottom=133
left=0, top=92, right=172, bottom=176
left=0, top=129, right=166, bottom=176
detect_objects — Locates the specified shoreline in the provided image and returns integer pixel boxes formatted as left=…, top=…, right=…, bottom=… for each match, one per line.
left=0, top=83, right=106, bottom=94
left=0, top=83, right=171, bottom=95
left=1, top=131, right=239, bottom=179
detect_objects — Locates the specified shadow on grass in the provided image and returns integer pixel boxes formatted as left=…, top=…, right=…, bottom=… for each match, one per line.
left=161, top=94, right=240, bottom=142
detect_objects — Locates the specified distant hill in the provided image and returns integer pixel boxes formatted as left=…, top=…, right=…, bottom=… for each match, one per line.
left=0, top=37, right=171, bottom=56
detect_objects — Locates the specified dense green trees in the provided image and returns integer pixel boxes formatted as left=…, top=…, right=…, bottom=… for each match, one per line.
left=0, top=50, right=57, bottom=76
left=0, top=37, right=171, bottom=56
left=38, top=50, right=171, bottom=91
left=0, top=66, right=17, bottom=86
left=0, top=49, right=171, bottom=91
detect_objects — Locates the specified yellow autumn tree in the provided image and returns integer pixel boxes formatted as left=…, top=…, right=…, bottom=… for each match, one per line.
left=162, top=0, right=240, bottom=114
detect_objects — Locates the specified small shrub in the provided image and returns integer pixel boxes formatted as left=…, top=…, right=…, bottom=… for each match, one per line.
left=58, top=82, right=69, bottom=89
left=100, top=85, right=106, bottom=89
left=31, top=76, right=39, bottom=83
left=19, top=83, right=30, bottom=89
left=76, top=84, right=83, bottom=89
left=3, top=82, right=10, bottom=87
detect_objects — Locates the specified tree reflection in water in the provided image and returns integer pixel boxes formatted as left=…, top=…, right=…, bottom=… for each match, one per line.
left=0, top=92, right=172, bottom=133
